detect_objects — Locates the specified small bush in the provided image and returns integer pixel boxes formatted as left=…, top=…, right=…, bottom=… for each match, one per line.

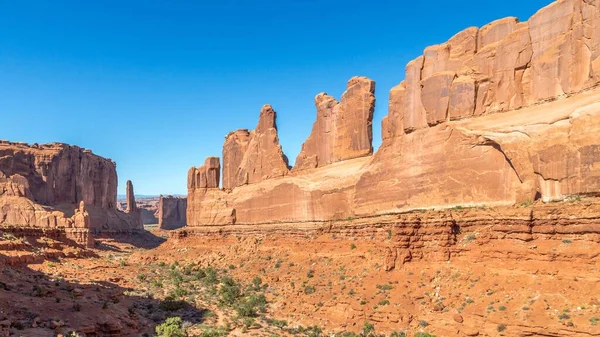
left=497, top=324, right=506, bottom=332
left=155, top=317, right=185, bottom=337
left=390, top=332, right=407, bottom=337
left=363, top=322, right=375, bottom=335
left=219, top=277, right=241, bottom=305
left=350, top=243, right=357, bottom=250
left=304, top=285, right=316, bottom=295
left=307, top=270, right=315, bottom=278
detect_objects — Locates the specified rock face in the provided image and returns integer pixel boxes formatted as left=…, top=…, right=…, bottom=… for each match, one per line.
left=158, top=195, right=187, bottom=230
left=0, top=142, right=117, bottom=208
left=0, top=141, right=142, bottom=245
left=383, top=0, right=600, bottom=136
left=187, top=0, right=600, bottom=228
left=222, top=130, right=251, bottom=190
left=294, top=77, right=376, bottom=171
left=221, top=105, right=289, bottom=190
left=188, top=157, right=221, bottom=190
left=125, top=180, right=137, bottom=213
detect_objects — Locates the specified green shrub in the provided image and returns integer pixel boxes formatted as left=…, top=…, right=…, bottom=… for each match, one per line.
left=219, top=277, right=241, bottom=305
left=155, top=317, right=185, bottom=337
left=390, top=332, right=407, bottom=337
left=497, top=324, right=506, bottom=332
left=235, top=293, right=267, bottom=317
left=198, top=326, right=228, bottom=337
left=363, top=322, right=375, bottom=335
left=304, top=285, right=316, bottom=295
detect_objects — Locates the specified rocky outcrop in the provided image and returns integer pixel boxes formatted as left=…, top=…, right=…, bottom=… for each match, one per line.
left=294, top=77, right=376, bottom=171
left=0, top=141, right=117, bottom=208
left=222, top=130, right=251, bottom=190
left=384, top=0, right=600, bottom=137
left=186, top=0, right=600, bottom=228
left=125, top=181, right=137, bottom=213
left=221, top=105, right=289, bottom=190
left=158, top=195, right=187, bottom=230
left=124, top=180, right=142, bottom=228
left=188, top=157, right=221, bottom=190
left=0, top=141, right=142, bottom=244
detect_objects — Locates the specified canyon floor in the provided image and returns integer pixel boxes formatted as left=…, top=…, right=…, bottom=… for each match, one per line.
left=1, top=202, right=599, bottom=337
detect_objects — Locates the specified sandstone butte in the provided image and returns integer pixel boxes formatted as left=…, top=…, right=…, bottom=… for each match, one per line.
left=0, top=141, right=143, bottom=247
left=188, top=0, right=600, bottom=228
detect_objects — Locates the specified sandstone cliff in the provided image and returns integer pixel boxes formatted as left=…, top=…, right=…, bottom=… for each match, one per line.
left=294, top=77, right=376, bottom=171
left=222, top=105, right=289, bottom=190
left=0, top=141, right=143, bottom=245
left=187, top=0, right=600, bottom=228
left=158, top=195, right=187, bottom=230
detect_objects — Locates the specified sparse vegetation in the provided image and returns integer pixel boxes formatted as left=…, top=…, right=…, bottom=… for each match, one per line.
left=304, top=285, right=316, bottom=295
left=155, top=317, right=185, bottom=337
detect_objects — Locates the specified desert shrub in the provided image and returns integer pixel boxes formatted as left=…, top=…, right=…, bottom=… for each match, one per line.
left=203, top=267, right=218, bottom=285
left=155, top=317, right=185, bottom=337
left=304, top=285, right=316, bottom=295
left=198, top=325, right=228, bottom=337
left=219, top=277, right=241, bottom=305
left=363, top=321, right=375, bottom=336
left=497, top=324, right=506, bottom=332
left=390, top=332, right=407, bottom=337
left=235, top=293, right=267, bottom=317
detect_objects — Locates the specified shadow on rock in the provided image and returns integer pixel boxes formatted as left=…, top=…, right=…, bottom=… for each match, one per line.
left=0, top=264, right=208, bottom=337
left=95, top=230, right=167, bottom=250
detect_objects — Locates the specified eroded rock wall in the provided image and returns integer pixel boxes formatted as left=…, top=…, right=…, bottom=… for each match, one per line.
left=0, top=141, right=142, bottom=242
left=158, top=195, right=187, bottom=230
left=294, top=77, right=375, bottom=171
left=187, top=0, right=600, bottom=227
left=221, top=105, right=289, bottom=190
left=384, top=0, right=600, bottom=137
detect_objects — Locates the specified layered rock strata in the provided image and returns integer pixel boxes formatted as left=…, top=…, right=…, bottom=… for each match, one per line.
left=158, top=195, right=187, bottom=230
left=0, top=141, right=142, bottom=245
left=188, top=0, right=600, bottom=229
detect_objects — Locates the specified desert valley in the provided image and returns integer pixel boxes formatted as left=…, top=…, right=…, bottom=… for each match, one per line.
left=1, top=0, right=600, bottom=336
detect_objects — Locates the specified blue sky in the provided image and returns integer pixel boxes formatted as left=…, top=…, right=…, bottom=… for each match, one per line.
left=0, top=0, right=551, bottom=195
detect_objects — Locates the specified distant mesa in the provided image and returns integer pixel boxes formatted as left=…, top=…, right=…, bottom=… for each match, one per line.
left=0, top=141, right=143, bottom=247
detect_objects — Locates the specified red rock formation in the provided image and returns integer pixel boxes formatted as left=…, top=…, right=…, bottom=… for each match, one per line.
left=186, top=0, right=600, bottom=228
left=222, top=130, right=251, bottom=190
left=158, top=195, right=187, bottom=230
left=294, top=77, right=376, bottom=171
left=125, top=180, right=137, bottom=213
left=221, top=105, right=289, bottom=190
left=188, top=157, right=221, bottom=190
left=0, top=141, right=142, bottom=244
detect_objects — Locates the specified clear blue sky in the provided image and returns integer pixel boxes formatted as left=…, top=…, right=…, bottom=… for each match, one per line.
left=0, top=0, right=551, bottom=195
